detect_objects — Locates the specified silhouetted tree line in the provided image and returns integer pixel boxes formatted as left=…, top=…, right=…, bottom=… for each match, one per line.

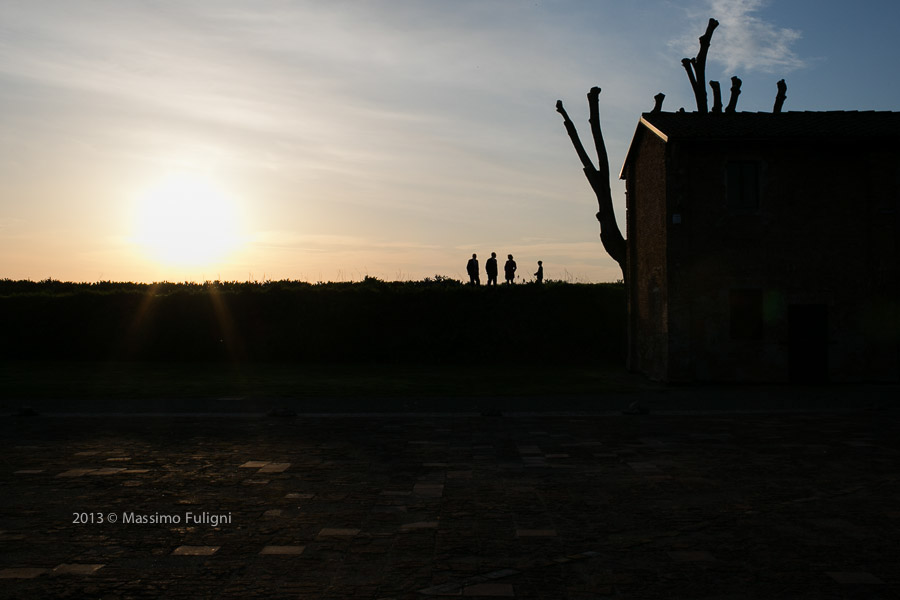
left=0, top=278, right=624, bottom=364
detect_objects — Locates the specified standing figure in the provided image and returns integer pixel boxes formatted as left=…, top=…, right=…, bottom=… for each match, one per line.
left=504, top=254, right=517, bottom=284
left=534, top=260, right=543, bottom=284
left=485, top=252, right=499, bottom=286
left=466, top=253, right=480, bottom=285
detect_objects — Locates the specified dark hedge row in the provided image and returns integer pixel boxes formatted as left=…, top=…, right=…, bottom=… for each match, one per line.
left=0, top=278, right=625, bottom=364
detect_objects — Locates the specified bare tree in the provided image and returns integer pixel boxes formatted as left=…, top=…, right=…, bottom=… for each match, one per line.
left=555, top=88, right=626, bottom=275
left=555, top=18, right=791, bottom=276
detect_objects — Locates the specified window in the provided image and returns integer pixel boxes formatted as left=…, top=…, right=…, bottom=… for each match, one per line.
left=730, top=289, right=763, bottom=340
left=726, top=161, right=760, bottom=211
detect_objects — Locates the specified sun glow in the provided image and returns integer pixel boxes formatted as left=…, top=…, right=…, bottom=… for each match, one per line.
left=131, top=173, right=244, bottom=267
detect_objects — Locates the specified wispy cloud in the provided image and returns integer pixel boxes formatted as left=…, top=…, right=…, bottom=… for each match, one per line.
left=672, top=0, right=806, bottom=73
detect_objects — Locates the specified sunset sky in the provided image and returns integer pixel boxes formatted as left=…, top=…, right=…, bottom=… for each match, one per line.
left=2, top=0, right=899, bottom=283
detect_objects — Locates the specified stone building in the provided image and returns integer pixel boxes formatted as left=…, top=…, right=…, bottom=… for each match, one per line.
left=620, top=111, right=900, bottom=382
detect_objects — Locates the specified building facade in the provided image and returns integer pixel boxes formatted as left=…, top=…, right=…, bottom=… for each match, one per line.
left=620, top=111, right=900, bottom=382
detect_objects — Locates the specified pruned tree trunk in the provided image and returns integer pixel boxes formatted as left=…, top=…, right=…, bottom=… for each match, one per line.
left=774, top=79, right=787, bottom=113
left=556, top=91, right=626, bottom=275
left=725, top=76, right=742, bottom=113
left=709, top=81, right=723, bottom=113
left=682, top=18, right=719, bottom=113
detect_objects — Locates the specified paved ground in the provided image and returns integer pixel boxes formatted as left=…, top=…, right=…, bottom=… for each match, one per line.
left=1, top=399, right=899, bottom=599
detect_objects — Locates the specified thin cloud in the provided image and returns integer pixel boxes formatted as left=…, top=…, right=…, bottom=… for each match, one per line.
left=251, top=231, right=439, bottom=252
left=673, top=0, right=806, bottom=73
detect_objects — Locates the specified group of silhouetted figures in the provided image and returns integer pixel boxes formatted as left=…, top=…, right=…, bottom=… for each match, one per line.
left=466, top=253, right=543, bottom=286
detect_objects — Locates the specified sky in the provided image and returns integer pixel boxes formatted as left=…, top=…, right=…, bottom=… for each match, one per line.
left=2, top=0, right=899, bottom=284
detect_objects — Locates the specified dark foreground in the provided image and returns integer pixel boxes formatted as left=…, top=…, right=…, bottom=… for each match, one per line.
left=2, top=403, right=899, bottom=599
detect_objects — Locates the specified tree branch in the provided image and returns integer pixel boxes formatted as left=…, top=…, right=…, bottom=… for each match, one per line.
left=587, top=87, right=610, bottom=183
left=555, top=100, right=595, bottom=173
left=555, top=97, right=626, bottom=275
left=681, top=58, right=698, bottom=108
left=773, top=79, right=787, bottom=113
left=690, top=18, right=719, bottom=114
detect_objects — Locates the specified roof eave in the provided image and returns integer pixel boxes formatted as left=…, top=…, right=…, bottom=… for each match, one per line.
left=618, top=115, right=669, bottom=180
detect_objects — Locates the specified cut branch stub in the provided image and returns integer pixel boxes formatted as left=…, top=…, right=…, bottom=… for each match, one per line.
left=774, top=79, right=787, bottom=113
left=725, top=76, right=742, bottom=113
left=709, top=81, right=723, bottom=113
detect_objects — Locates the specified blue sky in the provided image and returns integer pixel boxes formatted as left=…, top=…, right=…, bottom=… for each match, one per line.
left=1, top=0, right=898, bottom=283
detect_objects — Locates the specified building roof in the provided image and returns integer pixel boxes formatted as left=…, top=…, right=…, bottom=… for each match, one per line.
left=620, top=110, right=900, bottom=179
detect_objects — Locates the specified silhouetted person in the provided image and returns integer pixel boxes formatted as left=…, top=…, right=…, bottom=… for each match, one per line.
left=504, top=254, right=517, bottom=284
left=466, top=253, right=480, bottom=285
left=534, top=260, right=543, bottom=284
left=485, top=252, right=498, bottom=285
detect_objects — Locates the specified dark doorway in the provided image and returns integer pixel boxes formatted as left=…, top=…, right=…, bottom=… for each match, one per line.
left=788, top=304, right=828, bottom=383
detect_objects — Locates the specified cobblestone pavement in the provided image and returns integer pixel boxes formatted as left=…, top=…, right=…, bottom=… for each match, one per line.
left=1, top=407, right=898, bottom=599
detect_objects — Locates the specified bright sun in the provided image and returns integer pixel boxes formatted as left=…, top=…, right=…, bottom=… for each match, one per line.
left=132, top=173, right=244, bottom=267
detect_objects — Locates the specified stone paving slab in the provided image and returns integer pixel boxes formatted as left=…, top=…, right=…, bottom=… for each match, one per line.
left=1, top=409, right=898, bottom=598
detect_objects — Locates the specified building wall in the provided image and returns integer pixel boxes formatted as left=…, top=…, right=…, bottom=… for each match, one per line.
left=666, top=137, right=899, bottom=382
left=625, top=131, right=669, bottom=380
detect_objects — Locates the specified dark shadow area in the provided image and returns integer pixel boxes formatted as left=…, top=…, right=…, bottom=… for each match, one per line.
left=789, top=304, right=829, bottom=383
left=0, top=278, right=625, bottom=366
left=1, top=409, right=898, bottom=597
